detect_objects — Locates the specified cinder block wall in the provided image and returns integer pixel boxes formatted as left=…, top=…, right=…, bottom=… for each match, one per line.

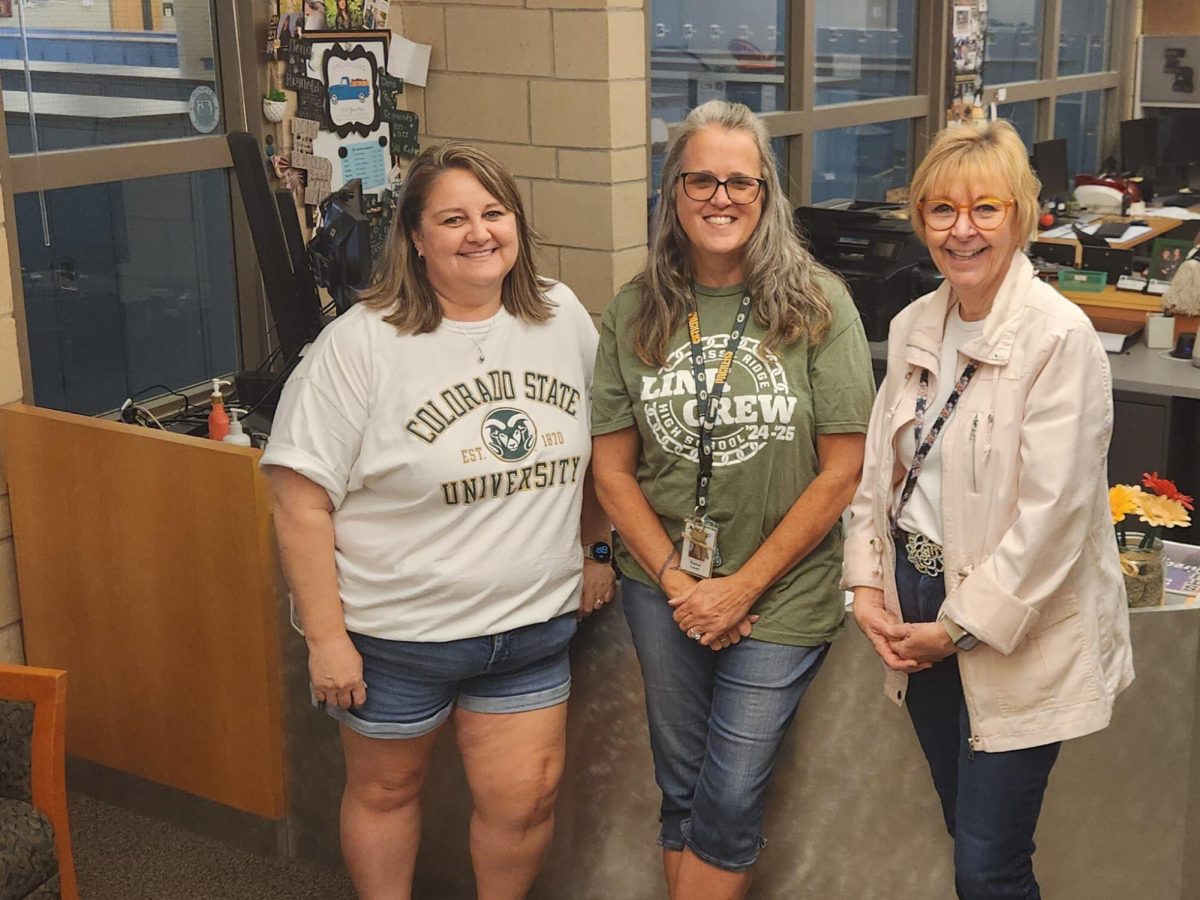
left=395, top=0, right=649, bottom=316
left=0, top=172, right=25, bottom=664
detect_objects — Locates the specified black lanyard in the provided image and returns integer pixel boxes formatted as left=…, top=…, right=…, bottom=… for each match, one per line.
left=687, top=294, right=753, bottom=514
left=892, top=362, right=977, bottom=527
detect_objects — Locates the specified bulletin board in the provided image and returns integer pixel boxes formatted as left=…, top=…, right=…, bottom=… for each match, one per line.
left=304, top=31, right=391, bottom=195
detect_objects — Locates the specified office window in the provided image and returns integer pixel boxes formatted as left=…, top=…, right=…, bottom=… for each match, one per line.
left=15, top=170, right=238, bottom=416
left=813, top=0, right=916, bottom=105
left=1054, top=90, right=1103, bottom=178
left=1, top=1, right=260, bottom=418
left=996, top=100, right=1037, bottom=153
left=811, top=119, right=911, bottom=204
left=649, top=0, right=786, bottom=127
left=1058, top=0, right=1111, bottom=77
left=2, top=3, right=221, bottom=152
left=985, top=0, right=1044, bottom=83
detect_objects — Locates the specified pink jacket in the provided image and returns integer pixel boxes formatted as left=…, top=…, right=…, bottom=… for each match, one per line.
left=843, top=252, right=1135, bottom=752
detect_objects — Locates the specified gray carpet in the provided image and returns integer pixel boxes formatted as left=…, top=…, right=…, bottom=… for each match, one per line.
left=70, top=793, right=356, bottom=899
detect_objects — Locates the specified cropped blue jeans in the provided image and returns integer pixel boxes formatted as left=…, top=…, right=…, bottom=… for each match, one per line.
left=896, top=546, right=1061, bottom=900
left=621, top=577, right=828, bottom=872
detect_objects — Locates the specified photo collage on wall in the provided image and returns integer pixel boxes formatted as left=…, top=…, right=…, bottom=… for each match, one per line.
left=949, top=1, right=987, bottom=124
left=266, top=0, right=411, bottom=235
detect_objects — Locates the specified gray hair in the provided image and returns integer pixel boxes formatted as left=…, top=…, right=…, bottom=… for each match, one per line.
left=630, top=100, right=836, bottom=365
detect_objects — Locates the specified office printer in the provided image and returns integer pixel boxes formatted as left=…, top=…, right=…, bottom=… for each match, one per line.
left=794, top=200, right=940, bottom=341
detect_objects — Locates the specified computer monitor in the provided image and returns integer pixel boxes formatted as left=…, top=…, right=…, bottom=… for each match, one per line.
left=1119, top=118, right=1158, bottom=174
left=1032, top=138, right=1069, bottom=200
left=1157, top=114, right=1200, bottom=166
left=226, top=131, right=325, bottom=366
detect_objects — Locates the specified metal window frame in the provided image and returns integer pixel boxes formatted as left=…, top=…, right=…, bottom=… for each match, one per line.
left=662, top=1, right=946, bottom=206
left=648, top=1, right=1139, bottom=210
left=0, top=0, right=269, bottom=406
left=984, top=0, right=1135, bottom=161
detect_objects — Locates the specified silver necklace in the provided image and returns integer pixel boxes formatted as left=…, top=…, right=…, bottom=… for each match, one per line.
left=445, top=318, right=495, bottom=362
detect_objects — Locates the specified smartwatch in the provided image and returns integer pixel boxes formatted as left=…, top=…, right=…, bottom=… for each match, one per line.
left=583, top=541, right=613, bottom=564
left=939, top=612, right=980, bottom=651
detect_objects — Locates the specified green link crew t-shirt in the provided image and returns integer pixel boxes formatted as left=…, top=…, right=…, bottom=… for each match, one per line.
left=592, top=279, right=875, bottom=646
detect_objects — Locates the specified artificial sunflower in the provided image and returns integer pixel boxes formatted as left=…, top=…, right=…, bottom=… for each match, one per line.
left=1109, top=484, right=1142, bottom=525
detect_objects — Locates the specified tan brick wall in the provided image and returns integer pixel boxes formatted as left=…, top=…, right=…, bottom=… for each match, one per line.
left=0, top=170, right=24, bottom=665
left=393, top=0, right=648, bottom=315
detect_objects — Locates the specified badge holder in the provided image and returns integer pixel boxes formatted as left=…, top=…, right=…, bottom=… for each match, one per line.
left=679, top=514, right=719, bottom=579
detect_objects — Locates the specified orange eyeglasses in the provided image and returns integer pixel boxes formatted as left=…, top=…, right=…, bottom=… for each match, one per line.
left=919, top=197, right=1015, bottom=231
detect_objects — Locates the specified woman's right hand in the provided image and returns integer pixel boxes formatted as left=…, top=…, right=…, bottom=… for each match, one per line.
left=852, top=587, right=930, bottom=673
left=662, top=569, right=757, bottom=650
left=306, top=631, right=367, bottom=709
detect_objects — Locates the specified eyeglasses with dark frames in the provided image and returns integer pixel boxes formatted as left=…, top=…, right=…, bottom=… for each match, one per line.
left=678, top=172, right=766, bottom=205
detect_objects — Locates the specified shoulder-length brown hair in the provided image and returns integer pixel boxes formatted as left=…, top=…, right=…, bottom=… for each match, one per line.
left=358, top=141, right=554, bottom=332
left=631, top=100, right=837, bottom=367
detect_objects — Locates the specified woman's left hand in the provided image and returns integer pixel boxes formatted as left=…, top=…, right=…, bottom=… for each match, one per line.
left=668, top=573, right=759, bottom=646
left=579, top=558, right=617, bottom=617
left=888, top=622, right=957, bottom=665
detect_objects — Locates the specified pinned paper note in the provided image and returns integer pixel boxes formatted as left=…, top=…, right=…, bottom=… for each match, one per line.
left=387, top=34, right=432, bottom=87
left=342, top=140, right=389, bottom=192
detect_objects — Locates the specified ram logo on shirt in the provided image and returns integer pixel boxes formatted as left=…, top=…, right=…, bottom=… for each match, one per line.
left=481, top=408, right=537, bottom=462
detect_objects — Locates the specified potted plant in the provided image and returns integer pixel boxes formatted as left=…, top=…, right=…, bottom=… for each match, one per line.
left=262, top=88, right=288, bottom=123
left=1110, top=472, right=1193, bottom=607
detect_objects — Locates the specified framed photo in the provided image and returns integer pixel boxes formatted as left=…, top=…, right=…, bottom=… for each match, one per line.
left=1149, top=237, right=1193, bottom=282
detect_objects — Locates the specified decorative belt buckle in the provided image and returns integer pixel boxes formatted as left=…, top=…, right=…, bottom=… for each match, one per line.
left=905, top=531, right=944, bottom=578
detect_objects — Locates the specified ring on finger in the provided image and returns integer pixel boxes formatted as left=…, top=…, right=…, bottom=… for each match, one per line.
left=688, top=629, right=702, bottom=641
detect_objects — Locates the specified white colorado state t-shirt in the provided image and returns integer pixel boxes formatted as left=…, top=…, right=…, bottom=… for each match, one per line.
left=262, top=281, right=597, bottom=641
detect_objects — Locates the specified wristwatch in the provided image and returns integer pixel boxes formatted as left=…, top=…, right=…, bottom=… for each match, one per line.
left=938, top=612, right=980, bottom=651
left=583, top=541, right=613, bottom=564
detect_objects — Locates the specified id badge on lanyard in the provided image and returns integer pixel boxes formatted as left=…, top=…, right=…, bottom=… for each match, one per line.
left=676, top=294, right=752, bottom=578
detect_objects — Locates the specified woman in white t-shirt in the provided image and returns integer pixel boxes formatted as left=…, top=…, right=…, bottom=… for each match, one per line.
left=262, top=142, right=615, bottom=900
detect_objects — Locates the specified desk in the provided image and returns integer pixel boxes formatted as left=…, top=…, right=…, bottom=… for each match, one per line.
left=0, top=404, right=286, bottom=821
left=1037, top=214, right=1183, bottom=265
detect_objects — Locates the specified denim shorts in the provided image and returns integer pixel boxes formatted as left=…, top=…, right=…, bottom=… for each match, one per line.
left=326, top=613, right=577, bottom=739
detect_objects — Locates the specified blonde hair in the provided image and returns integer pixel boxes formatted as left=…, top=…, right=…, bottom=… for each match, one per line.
left=631, top=100, right=837, bottom=367
left=359, top=142, right=553, bottom=332
left=908, top=120, right=1041, bottom=247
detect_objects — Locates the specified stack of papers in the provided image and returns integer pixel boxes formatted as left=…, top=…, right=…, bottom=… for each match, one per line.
left=1117, top=275, right=1149, bottom=292
left=1152, top=207, right=1200, bottom=220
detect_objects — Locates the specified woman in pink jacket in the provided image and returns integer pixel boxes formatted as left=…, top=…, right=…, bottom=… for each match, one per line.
left=843, top=120, right=1134, bottom=900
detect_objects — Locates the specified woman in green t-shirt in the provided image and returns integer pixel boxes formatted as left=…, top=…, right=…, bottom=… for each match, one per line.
left=591, top=100, right=875, bottom=899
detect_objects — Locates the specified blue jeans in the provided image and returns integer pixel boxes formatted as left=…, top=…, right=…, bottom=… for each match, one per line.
left=895, top=546, right=1061, bottom=900
left=621, top=577, right=828, bottom=871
